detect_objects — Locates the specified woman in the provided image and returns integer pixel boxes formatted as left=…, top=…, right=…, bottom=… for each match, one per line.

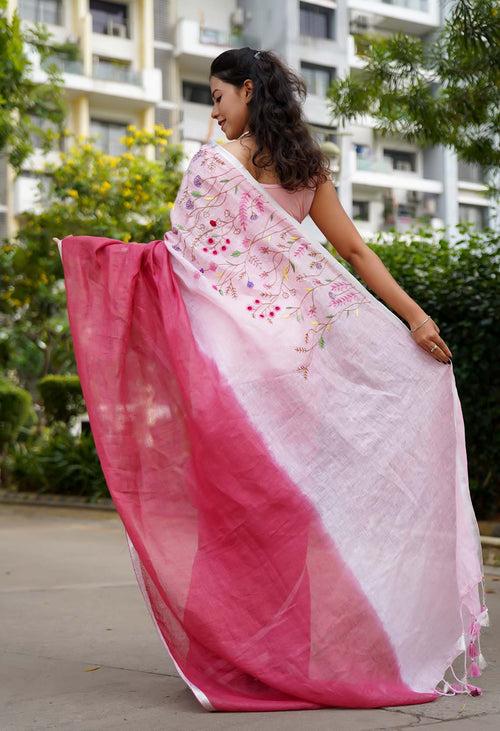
left=54, top=48, right=488, bottom=712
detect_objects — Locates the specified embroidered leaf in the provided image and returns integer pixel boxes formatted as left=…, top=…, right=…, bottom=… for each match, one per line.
left=191, top=190, right=202, bottom=197
left=319, top=336, right=325, bottom=348
left=231, top=250, right=242, bottom=257
left=290, top=261, right=296, bottom=272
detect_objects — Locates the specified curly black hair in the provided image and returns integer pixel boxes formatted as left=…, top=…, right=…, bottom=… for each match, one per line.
left=209, top=47, right=332, bottom=193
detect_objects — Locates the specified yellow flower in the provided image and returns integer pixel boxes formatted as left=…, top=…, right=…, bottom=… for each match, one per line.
left=100, top=181, right=111, bottom=193
left=166, top=201, right=174, bottom=209
left=123, top=232, right=131, bottom=242
left=126, top=124, right=137, bottom=132
left=68, top=189, right=79, bottom=198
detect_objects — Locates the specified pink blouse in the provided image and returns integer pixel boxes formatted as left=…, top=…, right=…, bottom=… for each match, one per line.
left=260, top=182, right=316, bottom=223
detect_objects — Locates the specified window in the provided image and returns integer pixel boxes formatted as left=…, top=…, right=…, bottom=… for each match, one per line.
left=182, top=81, right=213, bottom=105
left=310, top=125, right=337, bottom=145
left=459, top=204, right=488, bottom=230
left=90, top=119, right=129, bottom=156
left=383, top=149, right=416, bottom=173
left=353, top=200, right=369, bottom=222
left=90, top=0, right=129, bottom=38
left=301, top=62, right=335, bottom=97
left=18, top=0, right=62, bottom=25
left=300, top=2, right=335, bottom=40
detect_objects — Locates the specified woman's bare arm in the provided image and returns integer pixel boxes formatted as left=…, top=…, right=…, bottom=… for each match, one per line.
left=309, top=180, right=452, bottom=363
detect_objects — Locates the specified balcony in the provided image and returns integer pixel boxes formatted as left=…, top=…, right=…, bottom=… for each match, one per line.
left=348, top=0, right=439, bottom=33
left=92, top=59, right=142, bottom=86
left=176, top=19, right=259, bottom=74
left=352, top=149, right=442, bottom=194
left=32, top=46, right=162, bottom=107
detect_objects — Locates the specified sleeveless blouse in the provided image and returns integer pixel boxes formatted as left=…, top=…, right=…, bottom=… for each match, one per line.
left=260, top=182, right=316, bottom=223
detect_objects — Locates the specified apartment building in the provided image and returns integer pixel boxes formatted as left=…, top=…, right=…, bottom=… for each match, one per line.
left=0, top=0, right=496, bottom=242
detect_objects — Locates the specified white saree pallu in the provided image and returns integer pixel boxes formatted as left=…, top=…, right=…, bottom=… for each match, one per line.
left=58, top=140, right=489, bottom=711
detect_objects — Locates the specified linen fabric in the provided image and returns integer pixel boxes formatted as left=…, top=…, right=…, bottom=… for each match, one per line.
left=57, top=139, right=488, bottom=712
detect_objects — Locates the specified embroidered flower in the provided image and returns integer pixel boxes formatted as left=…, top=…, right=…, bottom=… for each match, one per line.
left=193, top=175, right=202, bottom=187
left=209, top=219, right=217, bottom=227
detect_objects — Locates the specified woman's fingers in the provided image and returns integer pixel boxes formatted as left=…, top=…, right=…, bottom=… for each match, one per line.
left=411, top=321, right=452, bottom=363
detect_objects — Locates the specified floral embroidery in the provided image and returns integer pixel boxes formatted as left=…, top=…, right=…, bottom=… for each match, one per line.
left=167, top=144, right=370, bottom=380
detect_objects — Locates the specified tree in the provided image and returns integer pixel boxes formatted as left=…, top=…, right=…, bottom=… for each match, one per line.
left=327, top=0, right=499, bottom=196
left=0, top=0, right=74, bottom=171
left=0, top=126, right=185, bottom=391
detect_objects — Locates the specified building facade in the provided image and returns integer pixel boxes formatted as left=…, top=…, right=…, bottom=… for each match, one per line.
left=0, top=0, right=496, bottom=242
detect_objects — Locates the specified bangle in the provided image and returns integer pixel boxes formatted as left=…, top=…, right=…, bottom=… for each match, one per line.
left=410, top=315, right=431, bottom=333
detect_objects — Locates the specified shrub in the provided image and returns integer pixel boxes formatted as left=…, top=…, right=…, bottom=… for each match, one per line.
left=0, top=376, right=34, bottom=458
left=5, top=422, right=107, bottom=501
left=37, top=374, right=85, bottom=424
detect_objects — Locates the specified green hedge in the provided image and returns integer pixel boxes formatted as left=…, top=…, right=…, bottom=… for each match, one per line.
left=6, top=423, right=107, bottom=501
left=0, top=376, right=34, bottom=455
left=37, top=374, right=86, bottom=424
left=326, top=222, right=499, bottom=518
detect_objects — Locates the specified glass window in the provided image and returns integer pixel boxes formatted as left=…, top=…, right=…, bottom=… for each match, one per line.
left=459, top=204, right=488, bottom=230
left=300, top=2, right=334, bottom=40
left=182, top=81, right=213, bottom=105
left=18, top=0, right=62, bottom=25
left=353, top=200, right=369, bottom=221
left=301, top=62, right=335, bottom=97
left=383, top=149, right=416, bottom=172
left=90, top=0, right=129, bottom=38
left=90, top=119, right=129, bottom=156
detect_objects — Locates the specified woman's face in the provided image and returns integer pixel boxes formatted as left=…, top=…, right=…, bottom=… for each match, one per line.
left=210, top=76, right=253, bottom=140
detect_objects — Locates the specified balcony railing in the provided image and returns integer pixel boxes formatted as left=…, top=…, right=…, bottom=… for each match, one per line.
left=356, top=156, right=394, bottom=174
left=92, top=61, right=141, bottom=86
left=40, top=56, right=84, bottom=75
left=19, top=0, right=63, bottom=26
left=40, top=55, right=141, bottom=86
left=199, top=26, right=259, bottom=49
left=381, top=0, right=428, bottom=10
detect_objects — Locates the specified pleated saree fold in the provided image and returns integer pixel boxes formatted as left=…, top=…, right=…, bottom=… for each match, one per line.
left=58, top=140, right=488, bottom=711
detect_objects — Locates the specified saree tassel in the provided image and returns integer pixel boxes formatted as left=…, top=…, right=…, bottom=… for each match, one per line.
left=469, top=661, right=481, bottom=677
left=468, top=640, right=478, bottom=659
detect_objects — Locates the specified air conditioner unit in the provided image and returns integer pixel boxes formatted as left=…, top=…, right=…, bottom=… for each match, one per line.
left=107, top=20, right=127, bottom=38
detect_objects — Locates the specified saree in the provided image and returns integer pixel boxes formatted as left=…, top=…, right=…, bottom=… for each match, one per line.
left=57, top=139, right=489, bottom=712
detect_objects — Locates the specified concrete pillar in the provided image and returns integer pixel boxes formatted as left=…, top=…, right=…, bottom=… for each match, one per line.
left=72, top=95, right=89, bottom=139
left=138, top=0, right=154, bottom=70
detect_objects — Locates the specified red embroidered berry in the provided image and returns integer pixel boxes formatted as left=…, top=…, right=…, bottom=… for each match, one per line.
left=203, top=247, right=208, bottom=252
left=269, top=311, right=275, bottom=317
left=254, top=299, right=260, bottom=304
left=275, top=305, right=281, bottom=310
left=259, top=313, right=265, bottom=318
left=221, top=245, right=227, bottom=251
left=212, top=250, right=218, bottom=255
left=225, top=238, right=230, bottom=243
left=247, top=306, right=253, bottom=310
left=210, top=220, right=217, bottom=227
left=208, top=238, right=214, bottom=243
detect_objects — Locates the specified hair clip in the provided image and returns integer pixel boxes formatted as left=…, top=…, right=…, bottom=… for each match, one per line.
left=254, top=51, right=261, bottom=58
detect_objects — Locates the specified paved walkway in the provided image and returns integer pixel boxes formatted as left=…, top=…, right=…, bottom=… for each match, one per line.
left=1, top=504, right=498, bottom=730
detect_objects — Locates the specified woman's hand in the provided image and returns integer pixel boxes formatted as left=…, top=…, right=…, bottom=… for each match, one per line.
left=53, top=237, right=63, bottom=260
left=408, top=316, right=453, bottom=364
